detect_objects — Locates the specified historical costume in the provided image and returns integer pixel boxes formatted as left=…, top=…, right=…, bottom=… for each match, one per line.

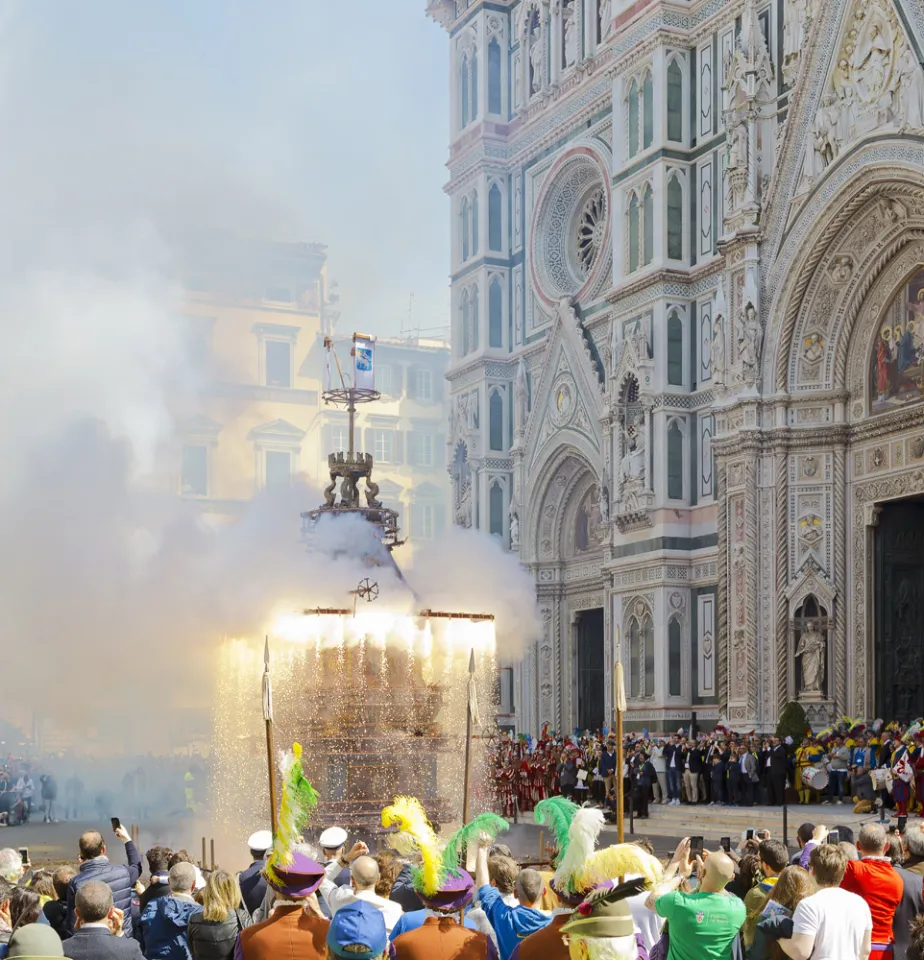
left=382, top=798, right=503, bottom=959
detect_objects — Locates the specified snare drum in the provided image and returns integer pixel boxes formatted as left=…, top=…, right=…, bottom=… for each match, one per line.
left=870, top=767, right=894, bottom=793
left=801, top=766, right=829, bottom=791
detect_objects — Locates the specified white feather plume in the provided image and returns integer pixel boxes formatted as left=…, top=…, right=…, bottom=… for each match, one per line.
left=553, top=806, right=605, bottom=893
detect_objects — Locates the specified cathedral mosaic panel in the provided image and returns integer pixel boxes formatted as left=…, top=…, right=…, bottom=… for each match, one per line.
left=871, top=265, right=924, bottom=413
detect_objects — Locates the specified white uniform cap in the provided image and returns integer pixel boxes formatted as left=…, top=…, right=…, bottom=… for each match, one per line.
left=319, top=827, right=348, bottom=849
left=247, top=830, right=273, bottom=853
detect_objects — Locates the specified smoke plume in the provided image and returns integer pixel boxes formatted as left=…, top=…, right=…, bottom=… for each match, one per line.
left=0, top=2, right=537, bottom=758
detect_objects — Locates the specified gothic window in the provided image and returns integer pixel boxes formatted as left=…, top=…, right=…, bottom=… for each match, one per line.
left=628, top=191, right=640, bottom=274
left=627, top=79, right=639, bottom=158
left=471, top=49, right=479, bottom=121
left=667, top=173, right=684, bottom=261
left=629, top=619, right=641, bottom=698
left=642, top=71, right=654, bottom=150
left=490, top=481, right=504, bottom=537
left=642, top=615, right=654, bottom=697
left=667, top=311, right=684, bottom=386
left=460, top=197, right=471, bottom=262
left=488, top=39, right=502, bottom=114
left=472, top=190, right=480, bottom=255
left=489, top=277, right=503, bottom=349
left=461, top=54, right=470, bottom=128
left=471, top=285, right=480, bottom=351
left=489, top=388, right=504, bottom=451
left=461, top=289, right=471, bottom=356
left=488, top=183, right=503, bottom=252
left=642, top=185, right=654, bottom=266
left=667, top=419, right=683, bottom=500
left=667, top=57, right=683, bottom=142
left=668, top=617, right=682, bottom=696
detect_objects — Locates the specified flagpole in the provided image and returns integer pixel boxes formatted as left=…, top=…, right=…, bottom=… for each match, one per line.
left=263, top=637, right=278, bottom=836
left=614, top=629, right=626, bottom=844
left=463, top=647, right=476, bottom=825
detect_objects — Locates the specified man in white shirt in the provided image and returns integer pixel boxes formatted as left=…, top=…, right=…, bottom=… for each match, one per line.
left=779, top=843, right=872, bottom=960
left=318, top=851, right=403, bottom=934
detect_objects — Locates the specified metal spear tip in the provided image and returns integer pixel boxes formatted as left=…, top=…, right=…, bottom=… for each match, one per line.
left=468, top=648, right=476, bottom=674
left=264, top=636, right=270, bottom=667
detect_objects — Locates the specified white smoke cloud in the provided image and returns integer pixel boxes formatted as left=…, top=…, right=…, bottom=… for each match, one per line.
left=0, top=3, right=535, bottom=753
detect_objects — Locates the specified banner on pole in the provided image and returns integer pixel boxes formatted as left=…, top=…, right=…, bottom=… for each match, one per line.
left=353, top=333, right=375, bottom=391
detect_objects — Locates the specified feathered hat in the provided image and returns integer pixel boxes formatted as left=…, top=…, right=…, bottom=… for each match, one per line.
left=263, top=743, right=324, bottom=896
left=381, top=798, right=509, bottom=911
left=551, top=805, right=607, bottom=905
left=816, top=727, right=834, bottom=745
left=560, top=877, right=646, bottom=940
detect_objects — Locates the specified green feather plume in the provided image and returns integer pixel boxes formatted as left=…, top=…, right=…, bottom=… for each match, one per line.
left=264, top=743, right=320, bottom=887
left=441, top=813, right=509, bottom=875
left=534, top=796, right=580, bottom=865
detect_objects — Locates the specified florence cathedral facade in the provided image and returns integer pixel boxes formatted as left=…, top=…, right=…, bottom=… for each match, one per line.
left=426, top=0, right=924, bottom=734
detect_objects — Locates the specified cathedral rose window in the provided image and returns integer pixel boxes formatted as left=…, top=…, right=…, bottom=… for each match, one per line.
left=576, top=187, right=606, bottom=276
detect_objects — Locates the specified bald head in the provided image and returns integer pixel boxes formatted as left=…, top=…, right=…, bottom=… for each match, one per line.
left=701, top=852, right=736, bottom=892
left=858, top=823, right=888, bottom=857
left=350, top=856, right=380, bottom=891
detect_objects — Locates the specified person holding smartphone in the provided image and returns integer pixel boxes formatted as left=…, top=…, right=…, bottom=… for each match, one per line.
left=66, top=823, right=143, bottom=938
left=646, top=838, right=745, bottom=959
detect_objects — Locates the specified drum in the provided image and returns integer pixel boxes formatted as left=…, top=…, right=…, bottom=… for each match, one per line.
left=801, top=766, right=829, bottom=791
left=870, top=768, right=894, bottom=793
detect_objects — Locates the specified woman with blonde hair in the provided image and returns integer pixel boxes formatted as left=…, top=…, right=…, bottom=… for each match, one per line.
left=187, top=869, right=252, bottom=960
left=749, top=865, right=815, bottom=960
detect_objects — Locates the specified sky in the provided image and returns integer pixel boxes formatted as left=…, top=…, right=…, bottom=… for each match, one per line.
left=0, top=0, right=451, bottom=339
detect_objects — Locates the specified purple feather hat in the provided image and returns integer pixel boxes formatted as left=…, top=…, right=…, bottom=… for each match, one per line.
left=263, top=848, right=326, bottom=898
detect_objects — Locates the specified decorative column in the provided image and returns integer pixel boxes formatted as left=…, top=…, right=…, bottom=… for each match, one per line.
left=774, top=447, right=789, bottom=712
left=716, top=460, right=729, bottom=715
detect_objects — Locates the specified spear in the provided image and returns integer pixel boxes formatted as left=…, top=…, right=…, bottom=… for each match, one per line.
left=263, top=637, right=278, bottom=836
left=462, top=648, right=479, bottom=825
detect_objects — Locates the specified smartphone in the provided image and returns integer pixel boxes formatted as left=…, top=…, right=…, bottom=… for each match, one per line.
left=689, top=836, right=704, bottom=860
left=18, top=848, right=28, bottom=865
left=745, top=828, right=755, bottom=841
left=899, top=815, right=908, bottom=833
left=827, top=830, right=840, bottom=845
left=111, top=817, right=121, bottom=832
left=720, top=836, right=731, bottom=853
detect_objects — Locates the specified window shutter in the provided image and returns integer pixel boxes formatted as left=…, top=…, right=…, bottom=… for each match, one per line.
left=407, top=367, right=418, bottom=400
left=393, top=431, right=404, bottom=464
left=407, top=432, right=420, bottom=466
left=364, top=428, right=373, bottom=457
left=432, top=370, right=444, bottom=402
left=393, top=366, right=404, bottom=398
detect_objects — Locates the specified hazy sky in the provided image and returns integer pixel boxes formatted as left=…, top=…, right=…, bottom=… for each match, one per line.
left=2, top=0, right=451, bottom=339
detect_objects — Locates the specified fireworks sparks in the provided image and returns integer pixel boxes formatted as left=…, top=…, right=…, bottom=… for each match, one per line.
left=213, top=611, right=498, bottom=838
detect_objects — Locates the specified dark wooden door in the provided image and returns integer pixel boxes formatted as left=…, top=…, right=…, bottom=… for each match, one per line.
left=577, top=609, right=605, bottom=732
left=876, top=503, right=924, bottom=719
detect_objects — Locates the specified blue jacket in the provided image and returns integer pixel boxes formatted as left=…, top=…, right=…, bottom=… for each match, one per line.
left=140, top=895, right=201, bottom=960
left=598, top=750, right=617, bottom=776
left=237, top=861, right=266, bottom=917
left=67, top=842, right=143, bottom=937
left=477, top=886, right=550, bottom=960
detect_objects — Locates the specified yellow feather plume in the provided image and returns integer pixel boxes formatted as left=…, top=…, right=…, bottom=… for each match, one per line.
left=574, top=843, right=664, bottom=891
left=381, top=796, right=442, bottom=897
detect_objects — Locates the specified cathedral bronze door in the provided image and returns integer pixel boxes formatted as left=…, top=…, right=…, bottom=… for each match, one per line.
left=875, top=502, right=924, bottom=719
left=577, top=609, right=605, bottom=732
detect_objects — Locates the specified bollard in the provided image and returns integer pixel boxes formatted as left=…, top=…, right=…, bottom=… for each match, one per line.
left=210, top=839, right=215, bottom=870
left=201, top=837, right=207, bottom=869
